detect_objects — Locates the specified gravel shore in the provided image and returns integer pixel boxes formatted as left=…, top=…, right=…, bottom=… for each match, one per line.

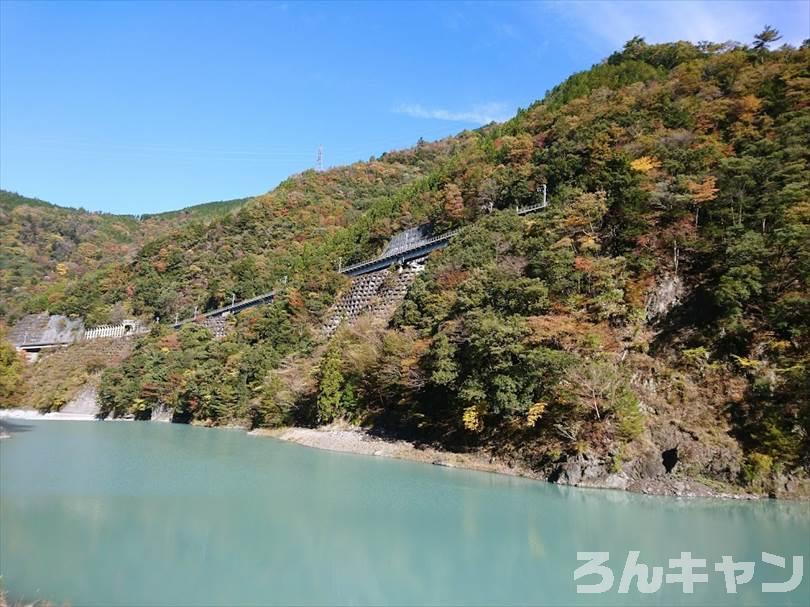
left=250, top=421, right=540, bottom=479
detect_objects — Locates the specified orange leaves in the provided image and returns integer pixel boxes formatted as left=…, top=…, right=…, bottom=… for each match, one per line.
left=286, top=288, right=305, bottom=310
left=735, top=94, right=762, bottom=123
left=442, top=183, right=465, bottom=220
left=526, top=314, right=619, bottom=353
left=560, top=191, right=608, bottom=237
left=574, top=256, right=595, bottom=273
left=152, top=259, right=167, bottom=273
left=159, top=333, right=180, bottom=352
left=494, top=134, right=534, bottom=163
left=687, top=175, right=718, bottom=204
left=437, top=269, right=469, bottom=289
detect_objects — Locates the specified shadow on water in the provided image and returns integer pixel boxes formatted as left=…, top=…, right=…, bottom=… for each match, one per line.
left=0, top=419, right=35, bottom=434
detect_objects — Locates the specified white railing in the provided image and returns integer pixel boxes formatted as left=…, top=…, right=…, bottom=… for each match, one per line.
left=84, top=321, right=148, bottom=341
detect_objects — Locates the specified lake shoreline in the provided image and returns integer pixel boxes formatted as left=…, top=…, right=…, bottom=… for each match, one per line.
left=250, top=422, right=768, bottom=501
left=0, top=410, right=788, bottom=500
left=0, top=408, right=98, bottom=422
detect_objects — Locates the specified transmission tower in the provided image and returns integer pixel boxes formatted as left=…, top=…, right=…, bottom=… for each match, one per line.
left=315, top=145, right=324, bottom=172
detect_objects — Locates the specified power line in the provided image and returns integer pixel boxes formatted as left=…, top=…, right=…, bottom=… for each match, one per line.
left=315, top=145, right=324, bottom=172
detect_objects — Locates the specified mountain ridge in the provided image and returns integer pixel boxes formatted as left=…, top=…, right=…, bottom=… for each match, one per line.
left=0, top=189, right=252, bottom=321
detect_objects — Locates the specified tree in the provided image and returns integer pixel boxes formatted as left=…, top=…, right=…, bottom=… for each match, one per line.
left=475, top=177, right=499, bottom=213
left=687, top=175, right=718, bottom=225
left=0, top=332, right=24, bottom=406
left=563, top=360, right=643, bottom=440
left=426, top=332, right=458, bottom=387
left=753, top=26, right=782, bottom=51
left=316, top=346, right=345, bottom=423
left=443, top=184, right=465, bottom=221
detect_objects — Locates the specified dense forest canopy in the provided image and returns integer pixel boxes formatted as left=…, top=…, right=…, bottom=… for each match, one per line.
left=3, top=33, right=809, bottom=495
left=0, top=190, right=250, bottom=322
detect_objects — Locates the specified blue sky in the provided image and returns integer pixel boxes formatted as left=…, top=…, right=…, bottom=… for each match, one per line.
left=1, top=1, right=808, bottom=214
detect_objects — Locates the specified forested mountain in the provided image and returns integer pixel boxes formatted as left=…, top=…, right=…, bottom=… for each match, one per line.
left=0, top=190, right=249, bottom=321
left=39, top=140, right=458, bottom=324
left=5, top=35, right=809, bottom=495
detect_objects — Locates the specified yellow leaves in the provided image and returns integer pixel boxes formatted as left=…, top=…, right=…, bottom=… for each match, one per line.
left=735, top=94, right=762, bottom=123
left=630, top=156, right=661, bottom=173
left=77, top=242, right=99, bottom=260
left=731, top=354, right=763, bottom=370
left=769, top=340, right=793, bottom=354
left=55, top=262, right=69, bottom=277
left=681, top=347, right=710, bottom=373
left=526, top=402, right=546, bottom=427
left=462, top=405, right=485, bottom=433
left=687, top=175, right=718, bottom=204
left=577, top=235, right=601, bottom=254
left=561, top=191, right=608, bottom=236
left=784, top=200, right=810, bottom=225
left=551, top=236, right=574, bottom=250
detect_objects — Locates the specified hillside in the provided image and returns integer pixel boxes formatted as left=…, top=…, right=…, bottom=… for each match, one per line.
left=0, top=190, right=249, bottom=322
left=139, top=196, right=250, bottom=222
left=7, top=35, right=810, bottom=496
left=42, top=139, right=459, bottom=324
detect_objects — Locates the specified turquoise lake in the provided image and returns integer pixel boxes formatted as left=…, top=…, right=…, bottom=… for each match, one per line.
left=1, top=419, right=808, bottom=606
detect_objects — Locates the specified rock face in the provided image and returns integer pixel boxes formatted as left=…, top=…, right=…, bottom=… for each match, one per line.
left=648, top=419, right=744, bottom=484
left=548, top=449, right=746, bottom=498
left=60, top=384, right=100, bottom=417
left=151, top=405, right=173, bottom=422
left=645, top=274, right=684, bottom=322
left=551, top=455, right=631, bottom=490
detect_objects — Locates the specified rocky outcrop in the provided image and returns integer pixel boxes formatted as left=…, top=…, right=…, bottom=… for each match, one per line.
left=546, top=444, right=772, bottom=498
left=150, top=407, right=172, bottom=422
left=648, top=419, right=744, bottom=483
left=547, top=451, right=748, bottom=498
left=645, top=273, right=684, bottom=322
left=549, top=453, right=631, bottom=490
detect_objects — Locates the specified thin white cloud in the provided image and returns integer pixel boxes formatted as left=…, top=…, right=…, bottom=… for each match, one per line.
left=549, top=1, right=808, bottom=50
left=394, top=102, right=512, bottom=125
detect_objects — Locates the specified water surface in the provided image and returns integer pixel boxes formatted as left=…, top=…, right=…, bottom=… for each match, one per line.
left=1, top=420, right=808, bottom=606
